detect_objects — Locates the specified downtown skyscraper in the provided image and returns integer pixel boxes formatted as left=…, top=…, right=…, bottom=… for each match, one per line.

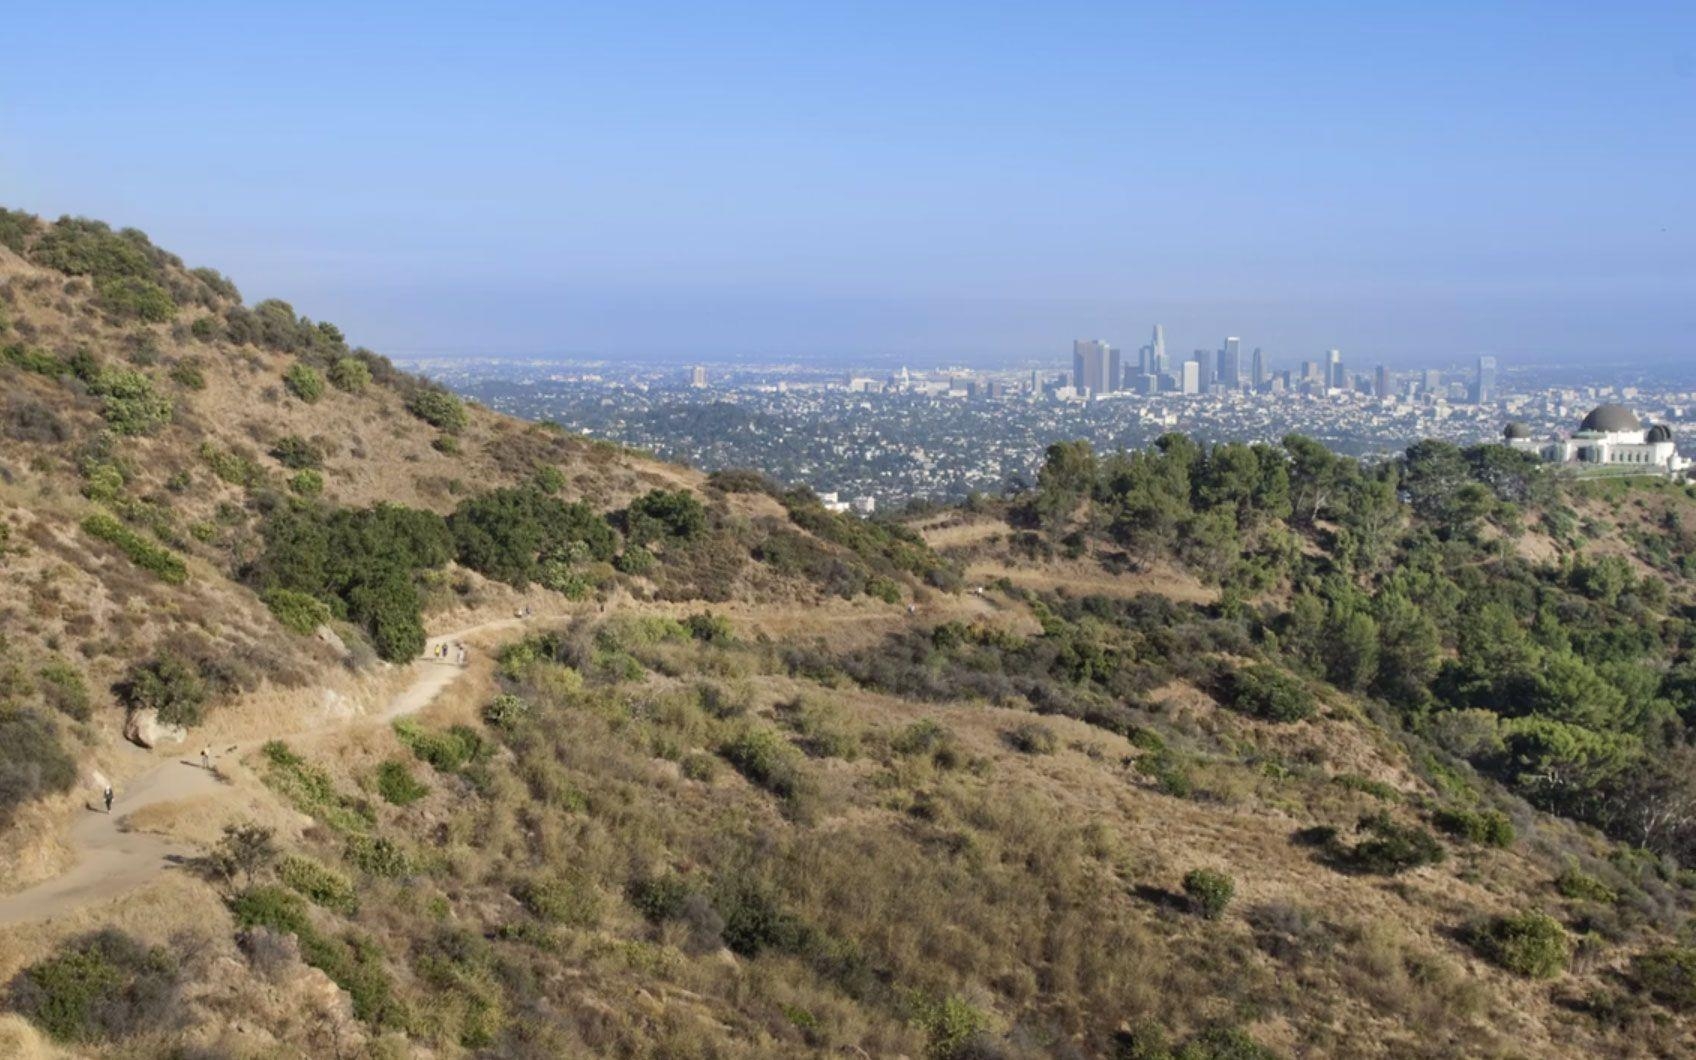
left=1072, top=339, right=1119, bottom=395
left=1218, top=336, right=1242, bottom=390
left=1472, top=355, right=1498, bottom=404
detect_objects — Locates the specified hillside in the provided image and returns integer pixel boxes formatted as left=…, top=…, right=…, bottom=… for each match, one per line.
left=2, top=209, right=1696, bottom=1059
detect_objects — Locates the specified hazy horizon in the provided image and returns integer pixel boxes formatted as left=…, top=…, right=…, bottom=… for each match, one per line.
left=4, top=2, right=1692, bottom=367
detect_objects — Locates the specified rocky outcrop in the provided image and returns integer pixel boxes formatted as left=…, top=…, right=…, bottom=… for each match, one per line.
left=123, top=708, right=188, bottom=750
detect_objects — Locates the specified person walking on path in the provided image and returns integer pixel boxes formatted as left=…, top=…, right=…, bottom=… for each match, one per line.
left=201, top=747, right=212, bottom=771
left=102, top=786, right=113, bottom=814
left=456, top=643, right=468, bottom=667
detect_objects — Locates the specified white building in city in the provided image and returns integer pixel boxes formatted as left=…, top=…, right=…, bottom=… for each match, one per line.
left=1504, top=404, right=1690, bottom=475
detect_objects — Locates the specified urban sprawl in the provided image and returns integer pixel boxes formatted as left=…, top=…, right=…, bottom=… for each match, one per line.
left=420, top=328, right=1696, bottom=513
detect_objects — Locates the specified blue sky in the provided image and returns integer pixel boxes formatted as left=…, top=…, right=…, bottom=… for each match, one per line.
left=3, top=2, right=1693, bottom=366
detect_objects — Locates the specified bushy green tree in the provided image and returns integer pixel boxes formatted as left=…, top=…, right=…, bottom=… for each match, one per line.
left=328, top=357, right=371, bottom=393
left=406, top=388, right=467, bottom=432
left=450, top=487, right=616, bottom=587
left=119, top=654, right=207, bottom=727
left=626, top=488, right=707, bottom=544
left=96, top=276, right=175, bottom=322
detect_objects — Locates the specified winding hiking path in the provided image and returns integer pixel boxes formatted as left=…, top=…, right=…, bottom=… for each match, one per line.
left=0, top=621, right=518, bottom=927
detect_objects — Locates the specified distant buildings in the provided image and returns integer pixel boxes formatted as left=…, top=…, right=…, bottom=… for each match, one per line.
left=1218, top=337, right=1242, bottom=390
left=1181, top=360, right=1201, bottom=395
left=1473, top=355, right=1498, bottom=404
left=1072, top=339, right=1120, bottom=396
left=690, top=365, right=708, bottom=388
left=1504, top=404, right=1689, bottom=476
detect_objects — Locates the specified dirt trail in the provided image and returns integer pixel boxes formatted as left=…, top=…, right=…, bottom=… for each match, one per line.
left=0, top=621, right=516, bottom=927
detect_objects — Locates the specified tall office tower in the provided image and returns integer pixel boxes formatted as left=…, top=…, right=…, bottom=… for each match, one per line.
left=1375, top=365, right=1390, bottom=399
left=1071, top=339, right=1116, bottom=395
left=1218, top=336, right=1242, bottom=389
left=1421, top=368, right=1441, bottom=396
left=1181, top=360, right=1201, bottom=395
left=1473, top=355, right=1498, bottom=404
left=1108, top=344, right=1123, bottom=392
left=1151, top=324, right=1166, bottom=369
left=1189, top=349, right=1214, bottom=390
left=690, top=365, right=708, bottom=388
left=1251, top=347, right=1266, bottom=390
left=1325, top=348, right=1342, bottom=390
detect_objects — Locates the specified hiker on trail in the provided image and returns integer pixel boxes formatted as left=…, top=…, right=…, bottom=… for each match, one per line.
left=103, top=787, right=113, bottom=814
left=201, top=747, right=212, bottom=771
left=456, top=644, right=468, bottom=666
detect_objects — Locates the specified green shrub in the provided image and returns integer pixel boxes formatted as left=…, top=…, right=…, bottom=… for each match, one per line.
left=1006, top=720, right=1058, bottom=754
left=432, top=435, right=460, bottom=455
left=81, top=463, right=125, bottom=503
left=97, top=276, right=175, bottom=322
left=37, top=659, right=92, bottom=720
left=344, top=835, right=411, bottom=878
left=907, top=992, right=990, bottom=1060
left=1469, top=911, right=1568, bottom=978
left=11, top=930, right=177, bottom=1043
left=375, top=759, right=429, bottom=806
left=681, top=752, right=718, bottom=782
left=517, top=871, right=603, bottom=927
left=1183, top=868, right=1235, bottom=920
left=1432, top=807, right=1515, bottom=847
left=629, top=873, right=695, bottom=922
left=1632, top=948, right=1696, bottom=1012
left=627, top=488, right=707, bottom=543
left=0, top=708, right=78, bottom=826
left=328, top=357, right=371, bottom=393
left=892, top=718, right=963, bottom=769
left=189, top=315, right=218, bottom=340
left=685, top=610, right=735, bottom=643
left=482, top=693, right=531, bottom=731
left=270, top=434, right=323, bottom=470
left=1331, top=773, right=1399, bottom=801
left=231, top=885, right=404, bottom=1027
left=720, top=725, right=808, bottom=801
left=30, top=217, right=157, bottom=281
left=713, top=876, right=811, bottom=956
left=261, top=745, right=375, bottom=837
left=89, top=369, right=173, bottom=435
left=279, top=854, right=358, bottom=913
left=83, top=514, right=186, bottom=585
left=1220, top=663, right=1316, bottom=722
left=1331, top=812, right=1445, bottom=875
left=449, top=487, right=617, bottom=587
left=614, top=545, right=655, bottom=575
left=0, top=207, right=39, bottom=253
left=1136, top=747, right=1195, bottom=798
left=168, top=358, right=206, bottom=389
left=284, top=363, right=325, bottom=403
left=289, top=468, right=324, bottom=496
left=394, top=719, right=484, bottom=773
left=199, top=441, right=264, bottom=487
left=119, top=653, right=207, bottom=727
left=407, top=388, right=467, bottom=432
left=263, top=587, right=332, bottom=634
left=532, top=465, right=566, bottom=493
left=2, top=342, right=68, bottom=376
left=1554, top=865, right=1617, bottom=904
